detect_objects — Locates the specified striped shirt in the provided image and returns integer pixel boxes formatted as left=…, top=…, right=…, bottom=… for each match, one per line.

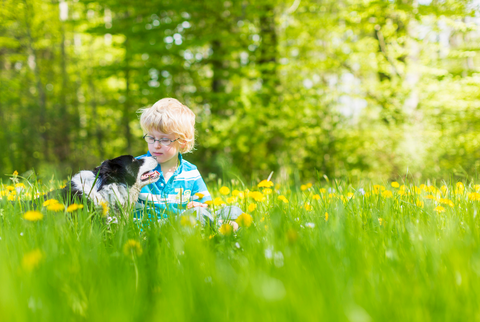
left=134, top=152, right=212, bottom=218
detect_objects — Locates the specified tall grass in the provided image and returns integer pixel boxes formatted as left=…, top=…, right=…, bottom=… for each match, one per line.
left=1, top=178, right=480, bottom=321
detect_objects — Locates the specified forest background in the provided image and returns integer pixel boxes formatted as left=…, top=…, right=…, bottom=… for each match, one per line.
left=1, top=0, right=480, bottom=183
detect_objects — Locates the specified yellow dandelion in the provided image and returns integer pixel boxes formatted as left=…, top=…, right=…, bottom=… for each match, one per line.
left=424, top=194, right=437, bottom=200
left=15, top=183, right=25, bottom=189
left=180, top=215, right=197, bottom=227
left=258, top=180, right=274, bottom=188
left=378, top=218, right=384, bottom=226
left=231, top=190, right=241, bottom=197
left=42, top=199, right=59, bottom=207
left=47, top=203, right=65, bottom=212
left=325, top=212, right=329, bottom=221
left=195, top=192, right=205, bottom=199
left=219, top=186, right=230, bottom=195
left=277, top=195, right=289, bottom=203
left=416, top=200, right=424, bottom=208
left=204, top=200, right=213, bottom=206
left=475, top=185, right=480, bottom=191
left=304, top=203, right=313, bottom=211
left=235, top=213, right=253, bottom=228
left=6, top=185, right=15, bottom=191
left=100, top=202, right=109, bottom=216
left=7, top=194, right=16, bottom=201
left=468, top=192, right=480, bottom=201
left=123, top=239, right=143, bottom=256
left=226, top=197, right=236, bottom=204
left=248, top=191, right=265, bottom=202
left=213, top=197, right=226, bottom=206
left=439, top=198, right=454, bottom=207
left=66, top=204, right=84, bottom=213
left=373, top=185, right=385, bottom=193
left=23, top=211, right=44, bottom=221
left=247, top=203, right=257, bottom=212
left=300, top=184, right=308, bottom=191
left=13, top=170, right=18, bottom=176
left=22, top=249, right=44, bottom=272
left=312, top=194, right=321, bottom=200
left=347, top=192, right=355, bottom=199
left=306, top=183, right=313, bottom=188
left=391, top=182, right=399, bottom=188
left=262, top=188, right=273, bottom=195
left=434, top=206, right=446, bottom=213
left=219, top=223, right=233, bottom=236
left=382, top=190, right=393, bottom=198
left=441, top=185, right=448, bottom=194
left=319, top=188, right=327, bottom=193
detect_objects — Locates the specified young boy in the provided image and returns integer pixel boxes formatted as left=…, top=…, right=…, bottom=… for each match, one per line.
left=135, top=98, right=241, bottom=227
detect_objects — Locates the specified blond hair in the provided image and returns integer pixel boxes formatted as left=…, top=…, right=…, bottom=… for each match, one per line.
left=138, top=98, right=195, bottom=153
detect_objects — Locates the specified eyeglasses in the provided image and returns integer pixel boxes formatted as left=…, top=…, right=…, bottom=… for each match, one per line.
left=143, top=134, right=180, bottom=146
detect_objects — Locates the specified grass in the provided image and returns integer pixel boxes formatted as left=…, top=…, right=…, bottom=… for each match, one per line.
left=1, top=178, right=480, bottom=321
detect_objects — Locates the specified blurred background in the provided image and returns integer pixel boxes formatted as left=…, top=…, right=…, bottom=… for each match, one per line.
left=1, top=0, right=480, bottom=182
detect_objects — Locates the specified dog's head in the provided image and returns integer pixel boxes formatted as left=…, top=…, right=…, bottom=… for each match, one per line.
left=95, top=155, right=160, bottom=188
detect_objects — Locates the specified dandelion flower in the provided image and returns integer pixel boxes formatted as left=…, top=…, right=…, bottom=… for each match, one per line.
left=213, top=197, right=226, bottom=206
left=277, top=195, right=289, bottom=203
left=43, top=199, right=59, bottom=207
left=258, top=180, right=274, bottom=188
left=123, top=239, right=143, bottom=256
left=262, top=188, right=273, bottom=195
left=23, top=211, right=44, bottom=221
left=47, top=203, right=65, bottom=212
left=468, top=192, right=480, bottom=201
left=247, top=203, right=257, bottom=212
left=391, top=182, right=399, bottom=188
left=304, top=203, right=312, bottom=211
left=300, top=184, right=308, bottom=191
left=100, top=202, right=109, bottom=216
left=325, top=212, right=329, bottom=221
left=382, top=190, right=393, bottom=198
left=312, top=194, right=321, bottom=200
left=6, top=186, right=15, bottom=191
left=219, top=186, right=230, bottom=195
left=22, top=249, right=43, bottom=272
left=248, top=191, right=265, bottom=202
left=226, top=197, right=236, bottom=204
left=66, top=204, right=84, bottom=212
left=434, top=206, right=445, bottom=213
left=378, top=218, right=384, bottom=226
left=424, top=194, right=436, bottom=200
left=195, top=192, right=205, bottom=199
left=236, top=213, right=253, bottom=227
left=475, top=185, right=480, bottom=191
left=319, top=188, right=326, bottom=193
left=13, top=170, right=18, bottom=176
left=204, top=200, right=213, bottom=206
left=416, top=200, right=424, bottom=208
left=219, top=223, right=233, bottom=236
left=231, top=190, right=241, bottom=197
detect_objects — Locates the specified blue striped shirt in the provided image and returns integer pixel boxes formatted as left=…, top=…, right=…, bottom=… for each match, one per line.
left=134, top=152, right=212, bottom=218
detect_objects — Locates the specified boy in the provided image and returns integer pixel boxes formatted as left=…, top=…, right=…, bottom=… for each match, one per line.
left=135, top=98, right=241, bottom=227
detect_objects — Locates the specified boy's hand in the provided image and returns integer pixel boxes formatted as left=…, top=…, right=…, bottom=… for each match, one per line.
left=187, top=201, right=208, bottom=209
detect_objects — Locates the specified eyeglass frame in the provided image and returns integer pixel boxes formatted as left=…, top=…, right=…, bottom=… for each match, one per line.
left=143, top=134, right=180, bottom=146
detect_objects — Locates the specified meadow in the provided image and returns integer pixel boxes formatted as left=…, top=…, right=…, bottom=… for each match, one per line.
left=1, top=173, right=480, bottom=321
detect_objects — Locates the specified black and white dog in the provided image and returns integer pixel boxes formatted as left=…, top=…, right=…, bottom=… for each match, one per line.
left=44, top=155, right=159, bottom=211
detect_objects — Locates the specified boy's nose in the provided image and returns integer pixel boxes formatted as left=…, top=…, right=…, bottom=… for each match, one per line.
left=153, top=141, right=163, bottom=148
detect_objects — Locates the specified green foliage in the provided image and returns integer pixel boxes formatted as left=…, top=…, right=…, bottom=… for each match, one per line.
left=1, top=0, right=479, bottom=181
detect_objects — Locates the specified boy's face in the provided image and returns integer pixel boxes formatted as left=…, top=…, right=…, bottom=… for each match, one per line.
left=146, top=129, right=180, bottom=166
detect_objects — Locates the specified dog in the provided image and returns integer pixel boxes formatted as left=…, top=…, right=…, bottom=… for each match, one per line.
left=37, top=155, right=160, bottom=212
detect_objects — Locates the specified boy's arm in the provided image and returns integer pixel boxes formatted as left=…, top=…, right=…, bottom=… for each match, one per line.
left=187, top=174, right=211, bottom=209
